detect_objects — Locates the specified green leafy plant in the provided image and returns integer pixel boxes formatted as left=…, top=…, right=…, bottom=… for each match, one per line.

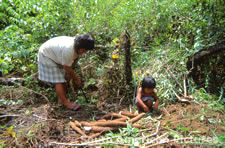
left=176, top=124, right=189, bottom=136
left=119, top=121, right=140, bottom=137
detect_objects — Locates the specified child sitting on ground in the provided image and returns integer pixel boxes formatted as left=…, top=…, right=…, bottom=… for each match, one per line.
left=135, top=76, right=159, bottom=113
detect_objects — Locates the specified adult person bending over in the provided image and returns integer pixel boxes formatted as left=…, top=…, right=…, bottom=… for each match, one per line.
left=37, top=34, right=94, bottom=111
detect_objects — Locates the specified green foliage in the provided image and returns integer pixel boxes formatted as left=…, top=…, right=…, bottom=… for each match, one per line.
left=1, top=0, right=224, bottom=76
left=119, top=121, right=140, bottom=137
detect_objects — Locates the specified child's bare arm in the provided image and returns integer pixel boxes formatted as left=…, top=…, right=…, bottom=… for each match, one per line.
left=137, top=88, right=149, bottom=112
left=152, top=91, right=159, bottom=110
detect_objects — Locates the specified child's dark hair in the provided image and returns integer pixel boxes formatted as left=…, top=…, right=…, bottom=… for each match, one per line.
left=141, top=77, right=156, bottom=88
left=74, top=34, right=94, bottom=51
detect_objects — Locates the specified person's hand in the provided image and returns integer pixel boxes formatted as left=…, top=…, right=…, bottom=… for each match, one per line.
left=143, top=106, right=149, bottom=112
left=74, top=77, right=81, bottom=88
left=65, top=73, right=72, bottom=82
left=153, top=101, right=158, bottom=110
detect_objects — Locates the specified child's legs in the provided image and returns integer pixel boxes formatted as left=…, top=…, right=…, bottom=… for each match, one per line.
left=145, top=100, right=153, bottom=110
left=136, top=102, right=144, bottom=112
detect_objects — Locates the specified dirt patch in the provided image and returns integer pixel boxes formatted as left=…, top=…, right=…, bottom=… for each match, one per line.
left=160, top=103, right=225, bottom=136
left=1, top=85, right=224, bottom=147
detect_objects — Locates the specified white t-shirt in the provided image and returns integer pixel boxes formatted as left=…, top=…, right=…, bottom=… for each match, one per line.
left=38, top=36, right=78, bottom=67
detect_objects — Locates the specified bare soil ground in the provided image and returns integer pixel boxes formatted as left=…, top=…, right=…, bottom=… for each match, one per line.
left=0, top=86, right=224, bottom=147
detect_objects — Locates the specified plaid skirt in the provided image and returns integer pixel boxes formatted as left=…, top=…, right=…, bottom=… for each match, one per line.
left=38, top=61, right=66, bottom=83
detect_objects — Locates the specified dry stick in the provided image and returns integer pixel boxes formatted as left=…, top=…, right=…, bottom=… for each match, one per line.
left=128, top=112, right=145, bottom=124
left=0, top=114, right=20, bottom=118
left=69, top=121, right=86, bottom=136
left=13, top=81, right=49, bottom=102
left=147, top=137, right=192, bottom=148
left=69, top=80, right=76, bottom=98
left=50, top=141, right=134, bottom=147
left=50, top=142, right=110, bottom=147
left=174, top=91, right=190, bottom=104
left=167, top=68, right=184, bottom=93
left=183, top=74, right=187, bottom=97
left=174, top=91, right=182, bottom=101
left=215, top=113, right=220, bottom=128
left=84, top=136, right=120, bottom=144
left=163, top=107, right=170, bottom=116
left=145, top=132, right=169, bottom=145
left=120, top=111, right=138, bottom=118
left=141, top=121, right=160, bottom=140
left=137, top=128, right=152, bottom=133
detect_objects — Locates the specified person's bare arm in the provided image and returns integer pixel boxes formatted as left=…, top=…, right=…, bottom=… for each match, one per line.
left=63, top=65, right=81, bottom=87
left=137, top=88, right=149, bottom=112
left=152, top=91, right=159, bottom=110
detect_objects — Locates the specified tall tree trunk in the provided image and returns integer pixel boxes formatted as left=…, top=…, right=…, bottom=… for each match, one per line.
left=123, top=30, right=132, bottom=86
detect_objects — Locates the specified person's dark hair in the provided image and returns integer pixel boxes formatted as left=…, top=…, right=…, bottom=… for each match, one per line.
left=141, top=77, right=156, bottom=89
left=74, top=34, right=94, bottom=51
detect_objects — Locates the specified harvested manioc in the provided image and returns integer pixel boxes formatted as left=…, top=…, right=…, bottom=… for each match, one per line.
left=74, top=120, right=82, bottom=127
left=132, top=123, right=142, bottom=128
left=92, top=121, right=128, bottom=127
left=69, top=121, right=86, bottom=136
left=111, top=113, right=128, bottom=119
left=69, top=111, right=145, bottom=139
left=80, top=132, right=102, bottom=139
left=101, top=113, right=113, bottom=119
left=88, top=126, right=114, bottom=132
left=128, top=113, right=145, bottom=123
left=80, top=121, right=93, bottom=127
left=121, top=111, right=138, bottom=118
left=97, top=119, right=107, bottom=122
left=101, top=112, right=128, bottom=120
left=113, top=117, right=127, bottom=122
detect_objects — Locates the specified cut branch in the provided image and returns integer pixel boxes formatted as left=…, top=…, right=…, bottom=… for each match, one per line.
left=167, top=68, right=184, bottom=92
left=141, top=121, right=160, bottom=141
left=145, top=132, right=169, bottom=145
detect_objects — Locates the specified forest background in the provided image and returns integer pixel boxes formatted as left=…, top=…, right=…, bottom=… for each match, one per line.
left=0, top=0, right=225, bottom=147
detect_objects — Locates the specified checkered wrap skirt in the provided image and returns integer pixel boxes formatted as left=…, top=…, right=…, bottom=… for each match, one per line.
left=38, top=61, right=66, bottom=83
